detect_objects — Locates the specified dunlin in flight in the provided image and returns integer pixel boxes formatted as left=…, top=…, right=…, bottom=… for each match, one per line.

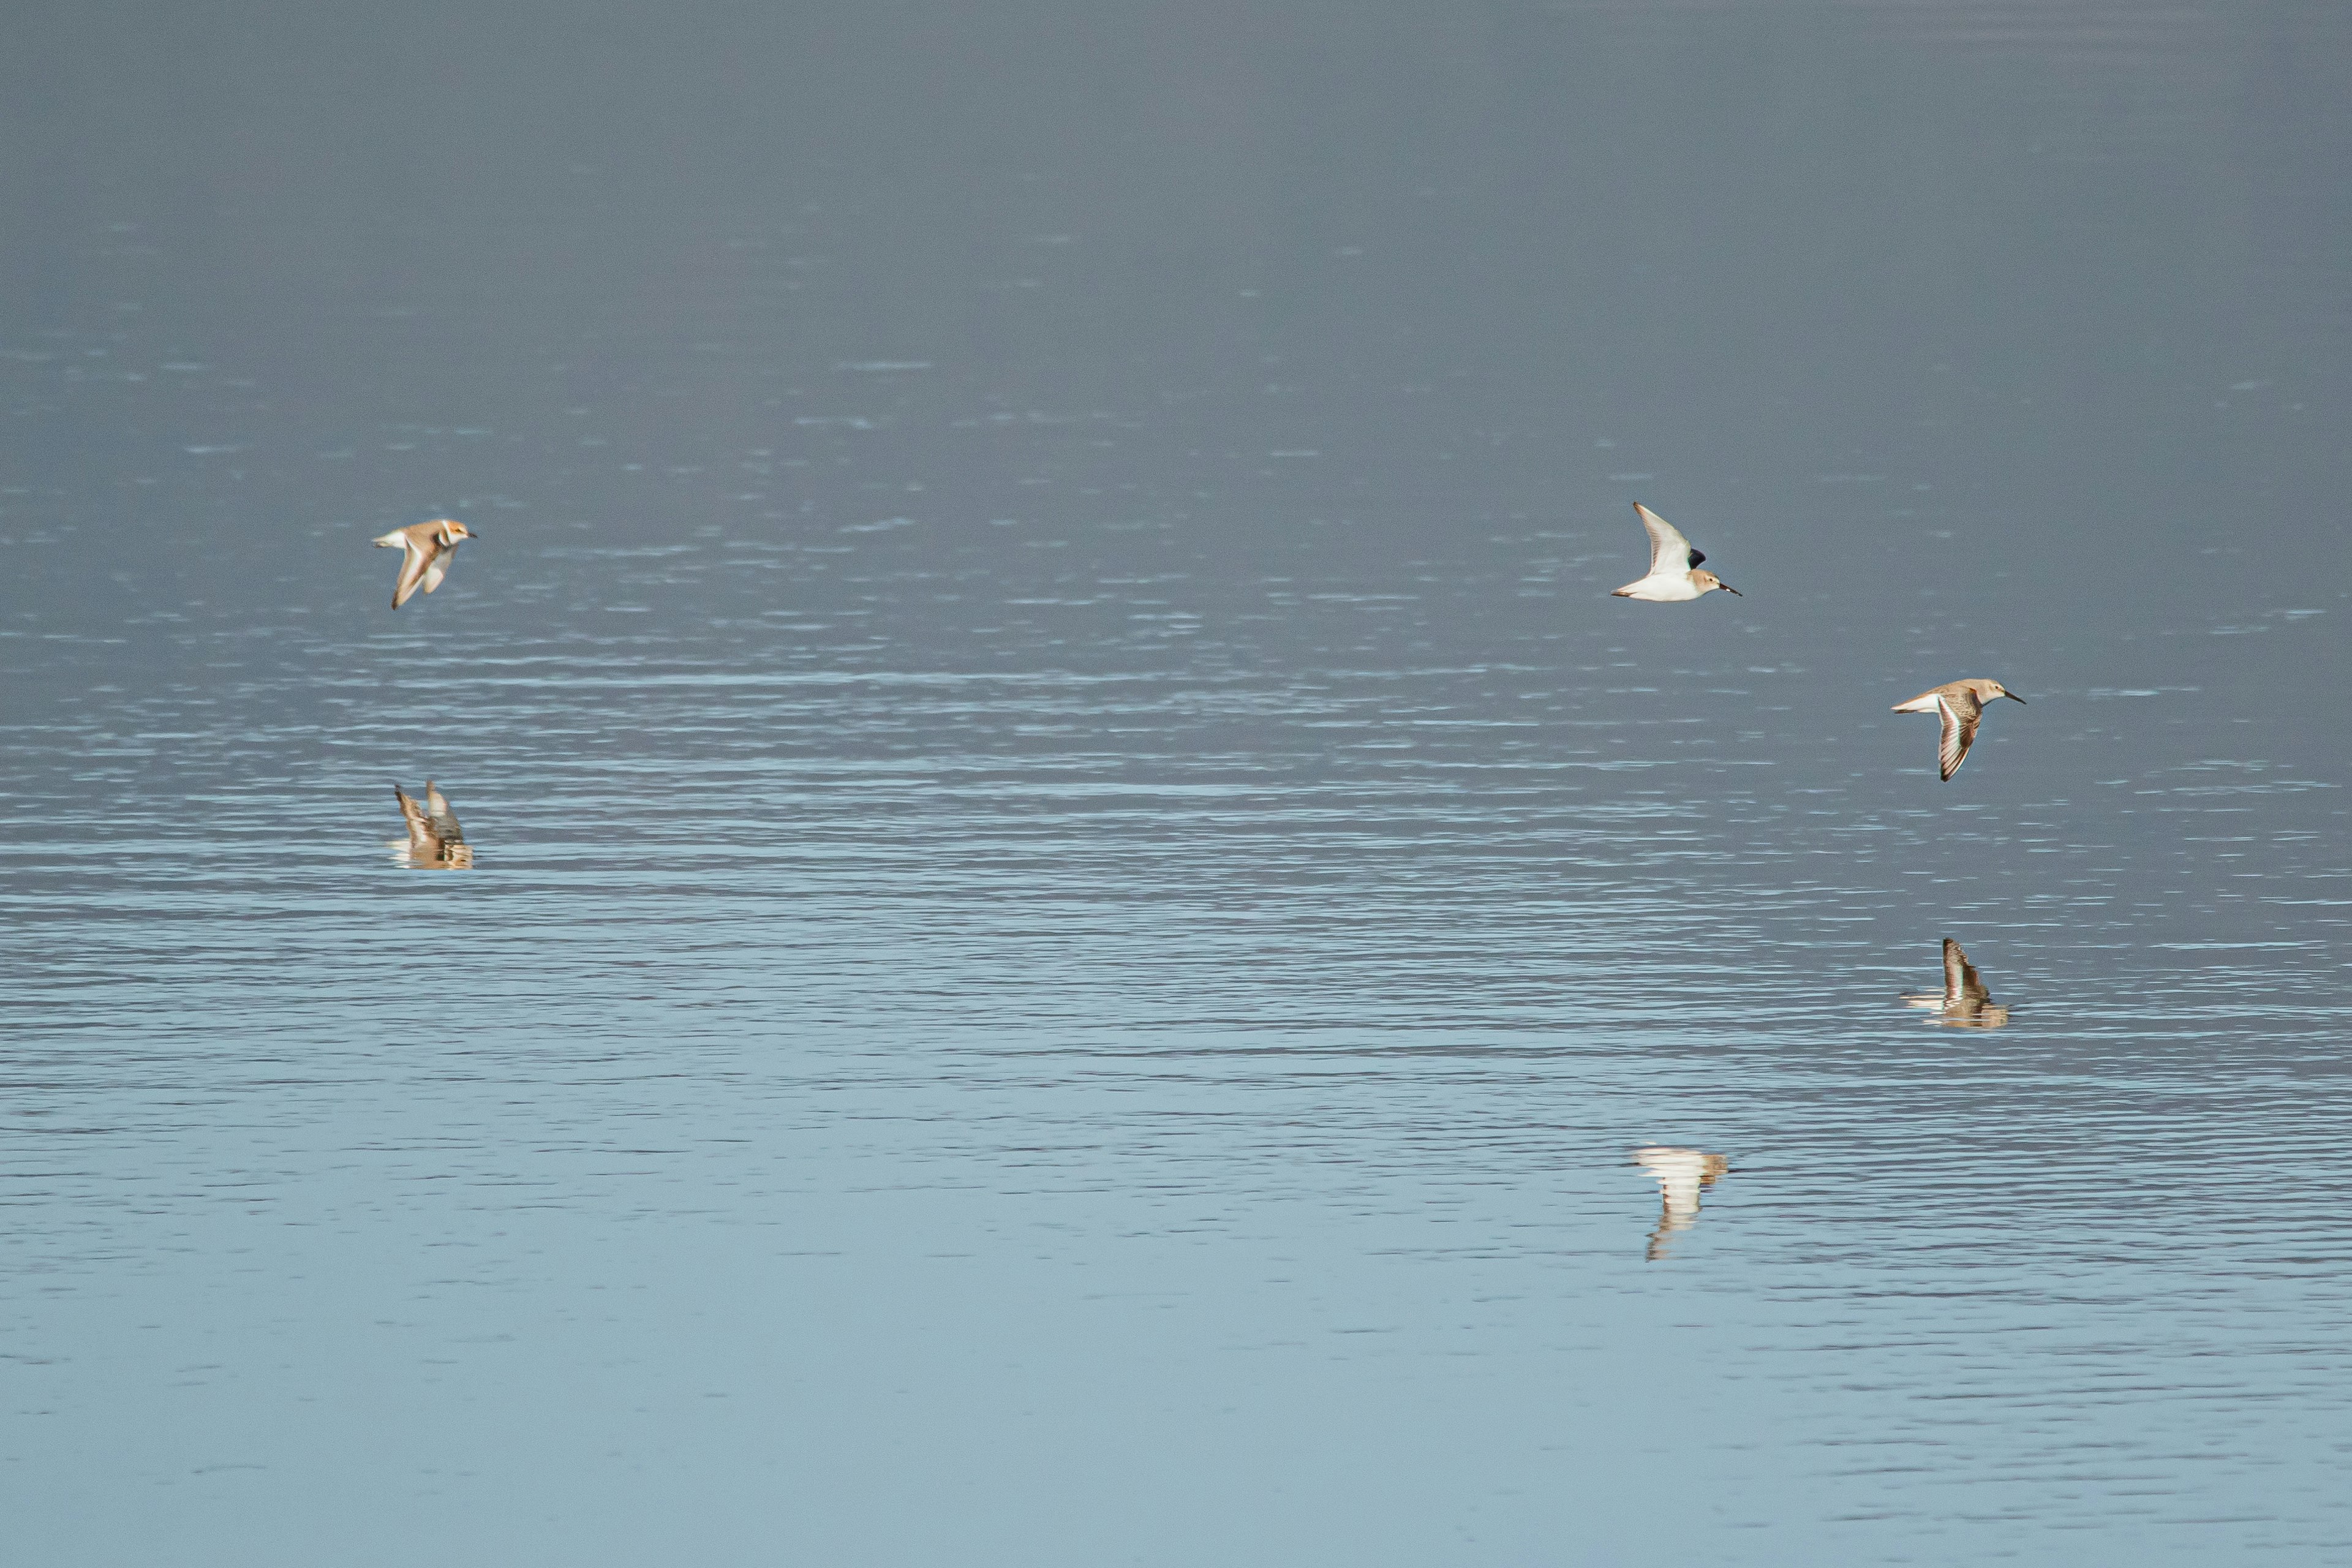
left=1901, top=938, right=2010, bottom=1030
left=392, top=780, right=473, bottom=869
left=1611, top=502, right=1741, bottom=601
left=1632, top=1145, right=1730, bottom=1261
left=373, top=518, right=479, bottom=609
left=1892, top=677, right=2025, bottom=780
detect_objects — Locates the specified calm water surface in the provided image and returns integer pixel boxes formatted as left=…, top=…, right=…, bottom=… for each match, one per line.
left=4, top=2, right=2350, bottom=1562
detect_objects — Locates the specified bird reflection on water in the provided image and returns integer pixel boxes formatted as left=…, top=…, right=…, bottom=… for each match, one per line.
left=1902, top=938, right=2010, bottom=1028
left=390, top=780, right=474, bottom=869
left=1632, top=1146, right=1730, bottom=1261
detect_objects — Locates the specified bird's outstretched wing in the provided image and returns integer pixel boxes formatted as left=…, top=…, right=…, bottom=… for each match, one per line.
left=391, top=539, right=435, bottom=608
left=1947, top=944, right=1985, bottom=1006
left=424, top=782, right=463, bottom=842
left=1634, top=503, right=1702, bottom=574
left=394, top=785, right=434, bottom=848
left=1943, top=938, right=1993, bottom=1005
left=1937, top=692, right=1984, bottom=781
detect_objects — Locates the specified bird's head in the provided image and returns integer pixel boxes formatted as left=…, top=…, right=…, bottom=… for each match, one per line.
left=1693, top=570, right=1741, bottom=597
left=434, top=519, right=478, bottom=545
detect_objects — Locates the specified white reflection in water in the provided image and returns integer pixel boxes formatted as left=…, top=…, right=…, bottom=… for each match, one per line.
left=1632, top=1145, right=1730, bottom=1261
left=1902, top=937, right=2010, bottom=1028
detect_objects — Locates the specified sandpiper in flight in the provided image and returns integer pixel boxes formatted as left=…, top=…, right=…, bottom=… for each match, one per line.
left=1893, top=678, right=2026, bottom=780
left=1611, top=502, right=1741, bottom=601
left=373, top=518, right=479, bottom=609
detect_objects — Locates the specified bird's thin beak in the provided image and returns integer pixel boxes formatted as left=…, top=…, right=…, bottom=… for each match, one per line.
left=2003, top=692, right=2027, bottom=704
left=1720, top=583, right=1743, bottom=596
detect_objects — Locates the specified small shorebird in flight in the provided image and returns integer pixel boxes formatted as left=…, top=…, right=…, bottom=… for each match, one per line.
left=373, top=518, right=479, bottom=609
left=1611, top=502, right=1741, bottom=601
left=1901, top=938, right=2010, bottom=1029
left=1892, top=677, right=2026, bottom=780
left=392, top=780, right=473, bottom=868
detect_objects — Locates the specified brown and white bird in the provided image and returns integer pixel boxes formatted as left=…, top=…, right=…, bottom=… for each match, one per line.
left=372, top=518, right=479, bottom=609
left=1901, top=938, right=2010, bottom=1030
left=1892, top=677, right=2025, bottom=780
left=392, top=780, right=473, bottom=868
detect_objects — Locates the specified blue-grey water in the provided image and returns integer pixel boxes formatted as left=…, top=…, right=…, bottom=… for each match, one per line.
left=5, top=2, right=2350, bottom=1561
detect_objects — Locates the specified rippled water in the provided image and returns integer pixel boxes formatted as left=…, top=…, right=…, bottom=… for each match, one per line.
left=5, top=1, right=2350, bottom=1561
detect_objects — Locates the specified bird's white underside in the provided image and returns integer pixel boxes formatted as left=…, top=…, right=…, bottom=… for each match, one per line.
left=1614, top=574, right=1710, bottom=601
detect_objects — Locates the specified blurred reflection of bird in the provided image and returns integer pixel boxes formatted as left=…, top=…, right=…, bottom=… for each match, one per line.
left=1901, top=938, right=2009, bottom=1028
left=1632, top=1145, right=1730, bottom=1261
left=391, top=780, right=474, bottom=869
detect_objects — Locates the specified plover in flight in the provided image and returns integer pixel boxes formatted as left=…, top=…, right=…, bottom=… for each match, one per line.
left=1901, top=938, right=2010, bottom=1030
left=373, top=518, right=478, bottom=609
left=1632, top=1145, right=1730, bottom=1261
left=1893, top=678, right=2026, bottom=780
left=1611, top=502, right=1741, bottom=601
left=392, top=780, right=473, bottom=868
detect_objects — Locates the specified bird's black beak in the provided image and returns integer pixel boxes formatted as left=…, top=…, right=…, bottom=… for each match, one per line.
left=2003, top=692, right=2027, bottom=704
left=1721, top=583, right=1743, bottom=596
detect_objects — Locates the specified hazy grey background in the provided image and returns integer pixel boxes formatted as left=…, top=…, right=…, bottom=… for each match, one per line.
left=4, top=2, right=2349, bottom=1563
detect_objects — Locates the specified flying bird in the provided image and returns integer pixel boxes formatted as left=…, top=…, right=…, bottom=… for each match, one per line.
left=373, top=518, right=479, bottom=609
left=1611, top=502, right=1741, bottom=601
left=1901, top=938, right=2011, bottom=1029
left=1892, top=677, right=2026, bottom=780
